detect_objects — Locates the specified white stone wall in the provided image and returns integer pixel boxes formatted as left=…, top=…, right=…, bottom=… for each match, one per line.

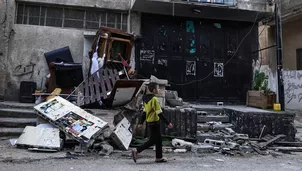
left=283, top=70, right=302, bottom=110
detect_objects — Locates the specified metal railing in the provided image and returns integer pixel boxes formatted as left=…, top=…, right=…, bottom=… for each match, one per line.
left=182, top=0, right=236, bottom=6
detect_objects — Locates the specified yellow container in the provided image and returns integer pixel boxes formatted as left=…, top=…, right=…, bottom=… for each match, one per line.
left=273, top=103, right=281, bottom=111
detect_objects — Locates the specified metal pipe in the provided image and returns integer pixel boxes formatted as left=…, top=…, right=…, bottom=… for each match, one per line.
left=275, top=1, right=285, bottom=110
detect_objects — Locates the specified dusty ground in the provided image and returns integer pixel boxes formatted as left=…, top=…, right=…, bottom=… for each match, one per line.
left=1, top=138, right=302, bottom=171
left=1, top=115, right=302, bottom=171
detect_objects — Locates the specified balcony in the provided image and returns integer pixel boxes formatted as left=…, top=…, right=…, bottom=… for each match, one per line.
left=179, top=0, right=236, bottom=6
left=131, top=0, right=272, bottom=22
left=281, top=0, right=302, bottom=23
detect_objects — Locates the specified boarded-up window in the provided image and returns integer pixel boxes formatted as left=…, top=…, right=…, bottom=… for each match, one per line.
left=64, top=9, right=85, bottom=28
left=86, top=11, right=100, bottom=29
left=46, top=7, right=63, bottom=27
left=15, top=3, right=128, bottom=31
left=27, top=5, right=40, bottom=25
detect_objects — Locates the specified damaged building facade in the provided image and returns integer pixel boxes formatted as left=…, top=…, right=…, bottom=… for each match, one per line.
left=258, top=0, right=302, bottom=111
left=0, top=0, right=273, bottom=103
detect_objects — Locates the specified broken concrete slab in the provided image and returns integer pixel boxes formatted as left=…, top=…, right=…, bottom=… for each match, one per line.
left=191, top=144, right=214, bottom=153
left=162, top=107, right=197, bottom=139
left=204, top=139, right=225, bottom=147
left=174, top=149, right=187, bottom=153
left=224, top=107, right=296, bottom=141
left=34, top=96, right=108, bottom=146
left=15, top=126, right=61, bottom=151
left=98, top=143, right=114, bottom=156
left=111, top=117, right=132, bottom=150
left=197, top=132, right=224, bottom=142
left=172, top=139, right=194, bottom=148
left=197, top=123, right=233, bottom=132
left=166, top=98, right=184, bottom=107
left=197, top=115, right=229, bottom=123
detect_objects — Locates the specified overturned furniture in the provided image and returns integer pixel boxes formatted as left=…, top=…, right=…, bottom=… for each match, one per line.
left=89, top=27, right=135, bottom=77
left=76, top=68, right=143, bottom=107
left=44, top=46, right=84, bottom=94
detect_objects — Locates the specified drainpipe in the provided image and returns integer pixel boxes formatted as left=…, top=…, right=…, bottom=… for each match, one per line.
left=128, top=0, right=132, bottom=33
left=275, top=0, right=285, bottom=110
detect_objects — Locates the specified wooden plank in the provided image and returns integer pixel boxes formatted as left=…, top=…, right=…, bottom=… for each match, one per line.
left=93, top=74, right=101, bottom=102
left=103, top=69, right=112, bottom=91
left=85, top=79, right=91, bottom=104
left=113, top=69, right=120, bottom=81
left=89, top=76, right=96, bottom=103
left=111, top=37, right=131, bottom=43
left=84, top=80, right=90, bottom=104
left=108, top=69, right=116, bottom=86
left=99, top=69, right=107, bottom=99
left=248, top=90, right=262, bottom=96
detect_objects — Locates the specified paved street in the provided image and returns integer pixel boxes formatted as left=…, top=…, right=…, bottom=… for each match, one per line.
left=1, top=148, right=302, bottom=171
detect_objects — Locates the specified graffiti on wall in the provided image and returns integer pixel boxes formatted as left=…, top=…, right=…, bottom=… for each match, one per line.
left=185, top=21, right=196, bottom=54
left=140, top=50, right=155, bottom=64
left=186, top=61, right=196, bottom=76
left=13, top=62, right=36, bottom=78
left=283, top=71, right=302, bottom=107
left=186, top=21, right=195, bottom=33
left=214, top=62, right=224, bottom=77
left=158, top=59, right=168, bottom=66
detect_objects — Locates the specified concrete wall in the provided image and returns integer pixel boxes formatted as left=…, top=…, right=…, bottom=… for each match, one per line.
left=6, top=25, right=85, bottom=99
left=281, top=0, right=302, bottom=14
left=283, top=70, right=302, bottom=110
left=133, top=0, right=272, bottom=12
left=282, top=18, right=302, bottom=70
left=0, top=0, right=13, bottom=99
left=1, top=0, right=139, bottom=101
left=237, top=0, right=272, bottom=12
left=256, top=25, right=278, bottom=96
left=18, top=0, right=131, bottom=10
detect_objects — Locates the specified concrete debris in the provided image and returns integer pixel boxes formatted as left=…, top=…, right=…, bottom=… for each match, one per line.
left=74, top=144, right=88, bottom=153
left=98, top=144, right=114, bottom=156
left=111, top=117, right=132, bottom=150
left=165, top=90, right=184, bottom=107
left=9, top=139, right=18, bottom=146
left=172, top=139, right=194, bottom=148
left=15, top=126, right=61, bottom=151
left=191, top=144, right=214, bottom=153
left=197, top=132, right=224, bottom=142
left=214, top=159, right=224, bottom=162
left=174, top=149, right=187, bottom=153
left=224, top=128, right=235, bottom=135
left=226, top=142, right=239, bottom=149
left=233, top=134, right=249, bottom=141
left=153, top=146, right=173, bottom=153
left=204, top=139, right=225, bottom=147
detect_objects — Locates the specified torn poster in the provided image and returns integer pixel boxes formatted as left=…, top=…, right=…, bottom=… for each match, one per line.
left=34, top=96, right=108, bottom=145
left=214, top=62, right=224, bottom=77
left=186, top=61, right=196, bottom=76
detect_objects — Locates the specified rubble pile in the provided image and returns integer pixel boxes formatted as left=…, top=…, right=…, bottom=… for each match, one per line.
left=169, top=123, right=302, bottom=156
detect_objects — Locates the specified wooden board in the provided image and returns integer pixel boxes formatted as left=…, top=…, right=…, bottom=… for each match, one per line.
left=77, top=68, right=119, bottom=106
left=102, top=80, right=144, bottom=108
